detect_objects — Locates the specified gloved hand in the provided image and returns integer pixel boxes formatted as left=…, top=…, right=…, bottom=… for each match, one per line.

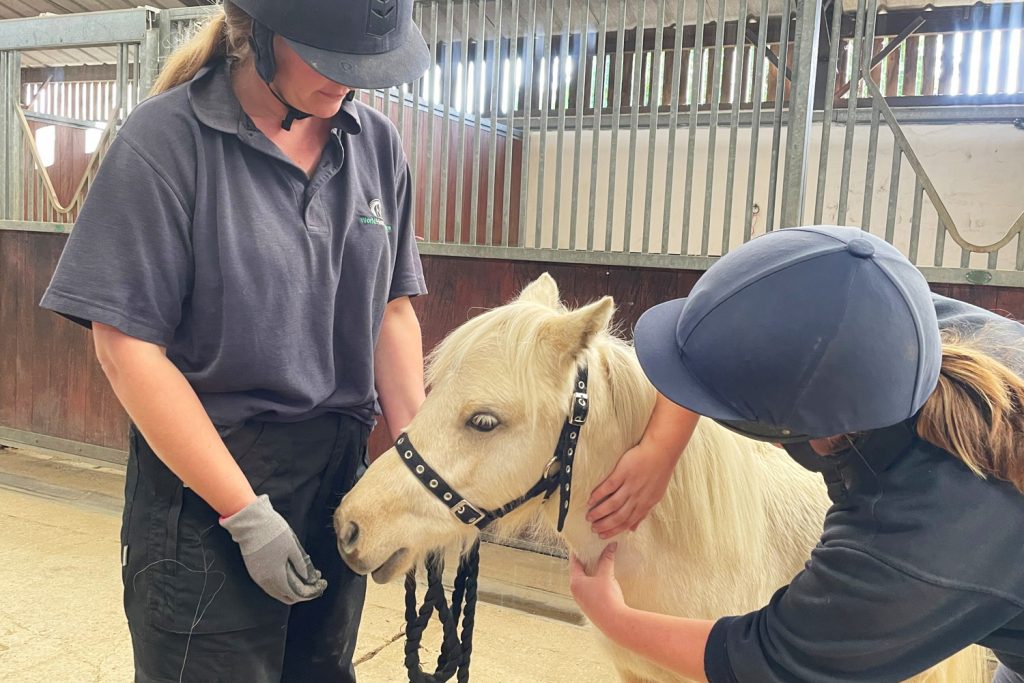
left=219, top=494, right=327, bottom=605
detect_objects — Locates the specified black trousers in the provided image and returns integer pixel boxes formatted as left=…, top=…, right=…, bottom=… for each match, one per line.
left=121, top=414, right=369, bottom=683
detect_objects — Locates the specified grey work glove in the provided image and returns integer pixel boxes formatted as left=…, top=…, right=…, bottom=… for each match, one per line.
left=219, top=494, right=328, bottom=605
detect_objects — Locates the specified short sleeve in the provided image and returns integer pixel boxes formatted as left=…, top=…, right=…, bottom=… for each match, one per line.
left=39, top=134, right=193, bottom=347
left=387, top=162, right=427, bottom=301
left=705, top=544, right=1022, bottom=683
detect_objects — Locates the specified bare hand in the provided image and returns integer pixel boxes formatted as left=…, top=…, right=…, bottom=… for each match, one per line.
left=586, top=442, right=676, bottom=539
left=569, top=543, right=626, bottom=630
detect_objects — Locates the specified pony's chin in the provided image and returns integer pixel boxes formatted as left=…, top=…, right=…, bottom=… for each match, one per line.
left=370, top=548, right=409, bottom=584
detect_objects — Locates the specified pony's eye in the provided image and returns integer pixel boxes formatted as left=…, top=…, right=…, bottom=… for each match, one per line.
left=467, top=413, right=500, bottom=432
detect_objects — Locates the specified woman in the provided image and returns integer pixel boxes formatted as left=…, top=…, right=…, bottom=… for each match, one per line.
left=40, top=1, right=429, bottom=680
left=570, top=225, right=1024, bottom=683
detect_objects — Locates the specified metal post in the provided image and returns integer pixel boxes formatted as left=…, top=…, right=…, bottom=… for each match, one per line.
left=779, top=0, right=823, bottom=229
left=1, top=50, right=22, bottom=220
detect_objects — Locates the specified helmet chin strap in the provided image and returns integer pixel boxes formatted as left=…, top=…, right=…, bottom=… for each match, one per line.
left=248, top=21, right=313, bottom=131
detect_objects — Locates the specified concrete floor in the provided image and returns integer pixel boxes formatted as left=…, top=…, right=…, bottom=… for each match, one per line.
left=0, top=445, right=616, bottom=682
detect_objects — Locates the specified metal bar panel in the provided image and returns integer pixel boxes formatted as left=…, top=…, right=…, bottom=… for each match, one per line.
left=533, top=0, right=555, bottom=249
left=622, top=0, right=646, bottom=253
left=884, top=140, right=901, bottom=242
left=569, top=0, right=589, bottom=251
left=423, top=6, right=439, bottom=241
left=765, top=0, right=792, bottom=232
left=518, top=0, right=538, bottom=247
left=680, top=0, right=707, bottom=251
left=586, top=0, right=608, bottom=251
left=469, top=3, right=486, bottom=246
left=437, top=3, right=456, bottom=244
left=453, top=0, right=472, bottom=245
left=0, top=9, right=153, bottom=50
left=1, top=51, right=18, bottom=219
left=722, top=0, right=749, bottom=254
left=779, top=0, right=822, bottom=230
left=551, top=0, right=572, bottom=250
left=743, top=0, right=770, bottom=242
left=814, top=0, right=843, bottom=224
left=908, top=177, right=923, bottom=264
left=934, top=215, right=946, bottom=266
left=838, top=0, right=869, bottom=224
left=861, top=101, right=880, bottom=230
left=487, top=1, right=503, bottom=248
left=642, top=0, right=666, bottom=253
left=661, top=0, right=687, bottom=253
left=501, top=0, right=521, bottom=247
left=701, top=0, right=728, bottom=254
left=603, top=0, right=628, bottom=252
left=477, top=1, right=495, bottom=246
left=1018, top=222, right=1024, bottom=271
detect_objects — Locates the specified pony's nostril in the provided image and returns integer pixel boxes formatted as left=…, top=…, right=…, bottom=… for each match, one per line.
left=341, top=521, right=360, bottom=552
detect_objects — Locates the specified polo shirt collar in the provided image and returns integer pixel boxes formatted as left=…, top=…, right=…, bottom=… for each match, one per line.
left=187, top=60, right=362, bottom=136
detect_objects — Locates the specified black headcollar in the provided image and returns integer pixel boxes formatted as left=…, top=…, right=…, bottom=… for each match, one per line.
left=397, top=367, right=590, bottom=533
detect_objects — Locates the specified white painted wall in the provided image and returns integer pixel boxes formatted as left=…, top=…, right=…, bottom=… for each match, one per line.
left=519, top=118, right=1024, bottom=270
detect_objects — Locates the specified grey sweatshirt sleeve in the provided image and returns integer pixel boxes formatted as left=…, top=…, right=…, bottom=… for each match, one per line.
left=704, top=544, right=1022, bottom=683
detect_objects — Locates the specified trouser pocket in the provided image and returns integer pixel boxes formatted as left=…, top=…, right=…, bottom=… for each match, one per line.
left=123, top=422, right=290, bottom=635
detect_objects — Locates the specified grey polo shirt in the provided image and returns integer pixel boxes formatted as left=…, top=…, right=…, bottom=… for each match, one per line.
left=705, top=295, right=1024, bottom=682
left=41, top=60, right=426, bottom=430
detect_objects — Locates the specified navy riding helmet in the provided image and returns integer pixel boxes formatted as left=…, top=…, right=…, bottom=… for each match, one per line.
left=230, top=0, right=430, bottom=128
left=633, top=226, right=942, bottom=443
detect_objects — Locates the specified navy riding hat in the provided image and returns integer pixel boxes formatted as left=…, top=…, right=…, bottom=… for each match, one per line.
left=231, top=0, right=430, bottom=128
left=634, top=226, right=942, bottom=442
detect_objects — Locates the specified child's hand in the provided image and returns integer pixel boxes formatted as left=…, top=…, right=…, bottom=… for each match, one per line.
left=569, top=543, right=626, bottom=631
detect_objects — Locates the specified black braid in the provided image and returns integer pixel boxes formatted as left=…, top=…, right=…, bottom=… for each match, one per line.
left=403, top=545, right=483, bottom=683
left=456, top=542, right=480, bottom=682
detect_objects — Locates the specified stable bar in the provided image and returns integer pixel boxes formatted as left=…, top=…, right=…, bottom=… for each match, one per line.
left=470, top=2, right=487, bottom=246
left=765, top=0, right=793, bottom=232
left=779, top=0, right=821, bottom=229
left=814, top=0, right=844, bottom=224
left=501, top=0, right=520, bottom=247
left=723, top=0, right=749, bottom=254
left=438, top=3, right=456, bottom=244
left=423, top=6, right=438, bottom=241
left=0, top=9, right=154, bottom=50
left=701, top=0, right=729, bottom=255
left=861, top=102, right=880, bottom=230
left=551, top=0, right=573, bottom=250
left=533, top=0, right=555, bottom=248
left=642, top=0, right=667, bottom=253
left=680, top=0, right=707, bottom=252
left=604, top=0, right=628, bottom=252
left=884, top=140, right=901, bottom=242
left=838, top=0, right=869, bottom=224
left=586, top=0, right=609, bottom=251
left=518, top=0, right=539, bottom=248
left=908, top=177, right=924, bottom=264
left=453, top=1, right=472, bottom=245
left=743, top=0, right=770, bottom=242
left=661, top=0, right=687, bottom=253
left=484, top=3, right=502, bottom=246
left=622, top=0, right=647, bottom=253
left=569, top=0, right=590, bottom=251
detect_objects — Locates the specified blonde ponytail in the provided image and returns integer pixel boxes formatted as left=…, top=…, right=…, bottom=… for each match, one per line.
left=150, top=3, right=253, bottom=96
left=917, top=338, right=1024, bottom=493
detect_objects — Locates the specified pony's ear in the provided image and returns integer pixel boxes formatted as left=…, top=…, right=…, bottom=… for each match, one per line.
left=540, top=296, right=615, bottom=363
left=515, top=273, right=561, bottom=309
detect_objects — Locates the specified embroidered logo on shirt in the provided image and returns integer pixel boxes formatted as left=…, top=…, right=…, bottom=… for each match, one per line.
left=359, top=198, right=392, bottom=232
